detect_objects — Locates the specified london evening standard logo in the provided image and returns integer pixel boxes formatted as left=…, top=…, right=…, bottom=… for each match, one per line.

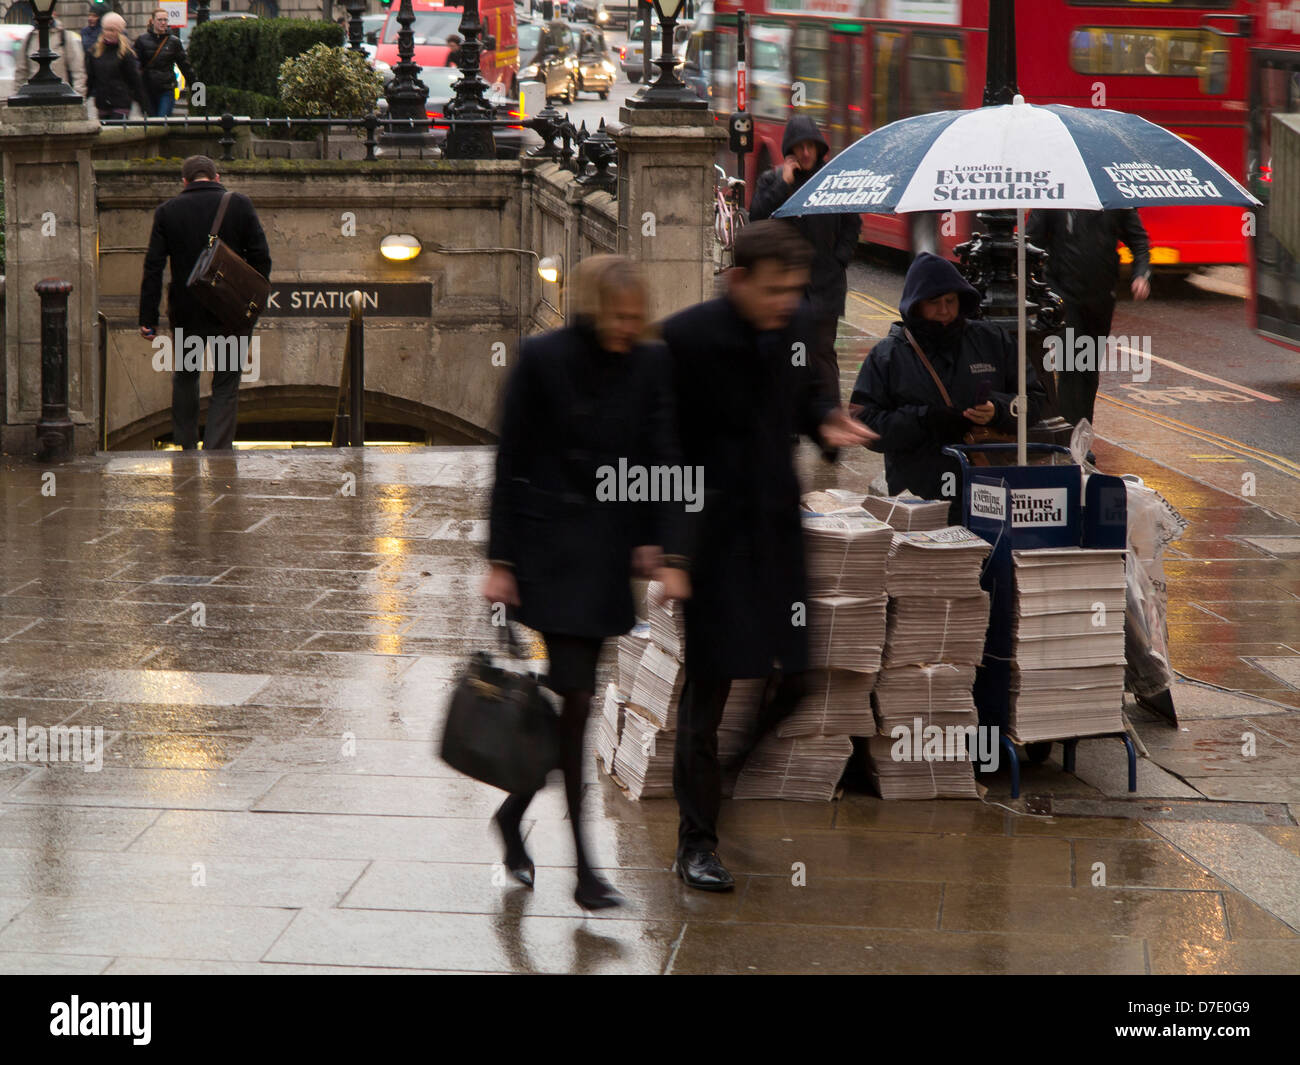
left=1102, top=162, right=1221, bottom=200
left=932, top=165, right=1064, bottom=202
left=804, top=168, right=895, bottom=208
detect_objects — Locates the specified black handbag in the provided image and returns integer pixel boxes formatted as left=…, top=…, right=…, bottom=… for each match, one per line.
left=185, top=190, right=271, bottom=333
left=439, top=624, right=561, bottom=794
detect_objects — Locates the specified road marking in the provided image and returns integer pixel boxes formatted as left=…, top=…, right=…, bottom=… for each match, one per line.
left=1118, top=345, right=1279, bottom=402
left=849, top=289, right=898, bottom=317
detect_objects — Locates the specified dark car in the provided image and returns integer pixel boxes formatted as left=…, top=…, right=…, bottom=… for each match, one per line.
left=518, top=18, right=582, bottom=104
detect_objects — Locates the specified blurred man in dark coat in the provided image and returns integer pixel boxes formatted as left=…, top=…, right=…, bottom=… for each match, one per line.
left=749, top=115, right=862, bottom=405
left=659, top=221, right=877, bottom=891
left=138, top=155, right=272, bottom=450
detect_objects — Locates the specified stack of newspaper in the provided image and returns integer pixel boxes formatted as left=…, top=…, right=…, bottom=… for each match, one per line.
left=646, top=580, right=686, bottom=660
left=733, top=733, right=853, bottom=802
left=1009, top=548, right=1128, bottom=741
left=882, top=592, right=990, bottom=668
left=862, top=494, right=951, bottom=532
left=873, top=663, right=978, bottom=733
left=778, top=669, right=875, bottom=738
left=802, top=512, right=894, bottom=596
left=809, top=595, right=889, bottom=672
left=616, top=622, right=651, bottom=698
left=863, top=733, right=980, bottom=800
left=595, top=683, right=624, bottom=772
left=886, top=527, right=991, bottom=598
left=613, top=708, right=674, bottom=799
left=801, top=488, right=868, bottom=514
left=629, top=644, right=684, bottom=729
left=717, top=678, right=766, bottom=766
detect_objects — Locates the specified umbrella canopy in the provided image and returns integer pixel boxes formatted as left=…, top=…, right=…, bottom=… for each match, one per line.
left=773, top=96, right=1260, bottom=466
left=773, top=98, right=1259, bottom=217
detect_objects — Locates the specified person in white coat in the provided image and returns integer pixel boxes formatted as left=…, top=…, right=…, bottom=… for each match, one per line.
left=16, top=17, right=88, bottom=97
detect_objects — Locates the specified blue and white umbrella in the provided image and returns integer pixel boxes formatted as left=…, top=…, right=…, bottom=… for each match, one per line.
left=773, top=95, right=1261, bottom=462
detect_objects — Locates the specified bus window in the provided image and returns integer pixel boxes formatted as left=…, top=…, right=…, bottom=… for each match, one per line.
left=713, top=28, right=735, bottom=113
left=792, top=23, right=829, bottom=128
left=1070, top=27, right=1210, bottom=78
left=907, top=33, right=964, bottom=117
left=873, top=30, right=903, bottom=129
left=751, top=23, right=792, bottom=121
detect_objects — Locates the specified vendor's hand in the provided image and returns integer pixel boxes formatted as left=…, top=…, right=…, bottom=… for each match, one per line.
left=820, top=407, right=878, bottom=448
left=632, top=545, right=661, bottom=578
left=1131, top=274, right=1151, bottom=301
left=652, top=566, right=691, bottom=603
left=482, top=564, right=519, bottom=607
left=781, top=156, right=797, bottom=185
left=140, top=326, right=156, bottom=340
left=962, top=401, right=996, bottom=426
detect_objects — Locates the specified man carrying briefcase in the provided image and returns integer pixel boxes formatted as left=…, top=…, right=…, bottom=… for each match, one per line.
left=138, top=155, right=272, bottom=450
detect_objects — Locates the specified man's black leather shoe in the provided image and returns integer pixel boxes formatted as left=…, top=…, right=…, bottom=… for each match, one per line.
left=675, top=850, right=735, bottom=892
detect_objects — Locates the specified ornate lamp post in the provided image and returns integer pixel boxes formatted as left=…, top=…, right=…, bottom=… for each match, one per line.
left=443, top=0, right=496, bottom=159
left=9, top=0, right=82, bottom=106
left=345, top=0, right=366, bottom=53
left=196, top=0, right=210, bottom=25
left=381, top=0, right=431, bottom=147
left=634, top=0, right=704, bottom=109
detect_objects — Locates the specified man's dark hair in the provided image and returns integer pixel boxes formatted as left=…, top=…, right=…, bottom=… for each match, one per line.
left=181, top=155, right=219, bottom=183
left=733, top=219, right=814, bottom=273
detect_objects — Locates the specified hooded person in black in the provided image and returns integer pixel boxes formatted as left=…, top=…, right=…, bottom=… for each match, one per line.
left=749, top=115, right=861, bottom=406
left=851, top=252, right=1048, bottom=521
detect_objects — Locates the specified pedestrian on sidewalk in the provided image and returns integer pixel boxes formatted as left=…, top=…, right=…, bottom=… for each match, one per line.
left=16, top=15, right=86, bottom=97
left=134, top=8, right=196, bottom=118
left=81, top=1, right=108, bottom=55
left=747, top=115, right=861, bottom=407
left=658, top=221, right=877, bottom=892
left=138, top=155, right=272, bottom=450
left=86, top=12, right=150, bottom=120
left=483, top=255, right=691, bottom=912
left=1026, top=208, right=1152, bottom=427
left=851, top=252, right=1047, bottom=523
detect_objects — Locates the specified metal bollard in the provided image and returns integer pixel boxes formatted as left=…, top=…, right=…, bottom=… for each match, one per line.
left=35, top=278, right=75, bottom=463
left=347, top=291, right=365, bottom=447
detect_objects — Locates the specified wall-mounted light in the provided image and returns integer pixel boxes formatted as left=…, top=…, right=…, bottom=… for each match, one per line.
left=538, top=255, right=562, bottom=284
left=380, top=234, right=422, bottom=261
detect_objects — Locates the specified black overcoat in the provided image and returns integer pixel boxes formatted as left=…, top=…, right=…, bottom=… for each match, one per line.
left=487, top=323, right=685, bottom=638
left=661, top=296, right=835, bottom=679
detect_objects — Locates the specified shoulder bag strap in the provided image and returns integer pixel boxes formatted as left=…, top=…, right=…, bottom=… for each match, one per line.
left=146, top=36, right=169, bottom=68
left=207, top=190, right=234, bottom=247
left=902, top=326, right=954, bottom=408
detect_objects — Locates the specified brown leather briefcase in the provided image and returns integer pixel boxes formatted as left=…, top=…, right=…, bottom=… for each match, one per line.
left=185, top=190, right=271, bottom=333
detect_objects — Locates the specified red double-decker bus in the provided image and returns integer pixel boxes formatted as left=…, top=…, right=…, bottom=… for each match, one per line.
left=693, top=0, right=1253, bottom=267
left=1247, top=0, right=1300, bottom=347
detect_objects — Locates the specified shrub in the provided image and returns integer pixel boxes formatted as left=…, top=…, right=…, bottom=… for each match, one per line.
left=189, top=18, right=344, bottom=100
left=279, top=44, right=384, bottom=119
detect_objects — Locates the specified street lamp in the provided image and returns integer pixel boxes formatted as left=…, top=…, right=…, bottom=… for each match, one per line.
left=381, top=0, right=432, bottom=147
left=443, top=0, right=497, bottom=159
left=634, top=0, right=704, bottom=109
left=9, top=0, right=83, bottom=107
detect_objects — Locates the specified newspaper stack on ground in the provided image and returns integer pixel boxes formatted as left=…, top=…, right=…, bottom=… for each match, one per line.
left=613, top=708, right=674, bottom=799
left=886, top=527, right=991, bottom=598
left=862, top=493, right=951, bottom=532
left=872, top=663, right=978, bottom=733
left=863, top=733, right=980, bottom=800
left=1009, top=548, right=1128, bottom=741
left=717, top=679, right=766, bottom=766
left=801, top=488, right=868, bottom=514
left=616, top=622, right=651, bottom=698
left=778, top=669, right=874, bottom=738
left=732, top=733, right=853, bottom=802
left=645, top=580, right=686, bottom=660
left=595, top=683, right=624, bottom=772
left=882, top=593, right=990, bottom=667
left=802, top=512, right=893, bottom=597
left=628, top=644, right=684, bottom=729
left=809, top=595, right=888, bottom=672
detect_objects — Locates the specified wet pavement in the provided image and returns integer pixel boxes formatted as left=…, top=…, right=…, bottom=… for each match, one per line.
left=0, top=432, right=1298, bottom=976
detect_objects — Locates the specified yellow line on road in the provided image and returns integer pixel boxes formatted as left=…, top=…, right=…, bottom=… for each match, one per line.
left=849, top=290, right=898, bottom=317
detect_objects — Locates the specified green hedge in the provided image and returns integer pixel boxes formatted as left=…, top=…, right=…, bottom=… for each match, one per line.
left=195, top=85, right=291, bottom=119
left=189, top=18, right=344, bottom=100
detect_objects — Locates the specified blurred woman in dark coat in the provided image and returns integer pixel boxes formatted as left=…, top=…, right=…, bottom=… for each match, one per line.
left=86, top=12, right=149, bottom=120
left=483, top=256, right=690, bottom=911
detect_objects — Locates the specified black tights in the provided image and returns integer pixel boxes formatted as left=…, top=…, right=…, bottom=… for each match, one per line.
left=497, top=687, right=597, bottom=882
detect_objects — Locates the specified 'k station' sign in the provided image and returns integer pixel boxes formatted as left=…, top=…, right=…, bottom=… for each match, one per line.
left=262, top=283, right=433, bottom=318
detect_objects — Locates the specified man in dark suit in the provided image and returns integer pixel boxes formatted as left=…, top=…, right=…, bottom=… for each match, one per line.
left=139, top=155, right=272, bottom=450
left=658, top=221, right=877, bottom=891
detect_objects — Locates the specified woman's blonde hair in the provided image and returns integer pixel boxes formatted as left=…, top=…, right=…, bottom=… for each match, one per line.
left=567, top=255, right=647, bottom=334
left=94, top=13, right=132, bottom=58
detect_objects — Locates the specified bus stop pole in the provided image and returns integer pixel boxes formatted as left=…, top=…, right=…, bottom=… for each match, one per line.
left=736, top=10, right=747, bottom=181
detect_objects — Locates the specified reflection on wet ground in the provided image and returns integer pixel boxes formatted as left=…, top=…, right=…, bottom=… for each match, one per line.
left=1, top=435, right=1298, bottom=974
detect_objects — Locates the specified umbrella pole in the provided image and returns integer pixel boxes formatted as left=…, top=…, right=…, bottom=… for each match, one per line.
left=1017, top=206, right=1028, bottom=467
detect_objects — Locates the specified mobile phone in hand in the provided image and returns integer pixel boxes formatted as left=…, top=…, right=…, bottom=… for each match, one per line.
left=973, top=380, right=992, bottom=406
